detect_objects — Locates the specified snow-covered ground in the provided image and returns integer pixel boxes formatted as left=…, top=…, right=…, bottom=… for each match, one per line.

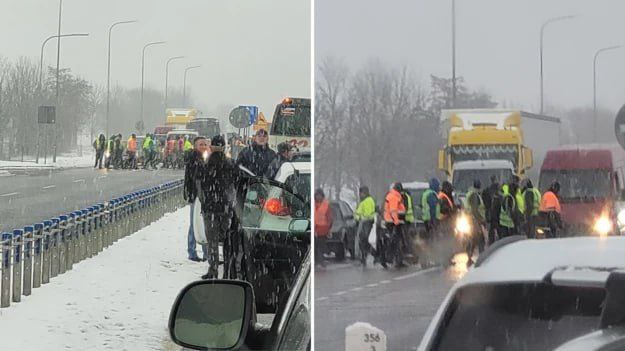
left=0, top=150, right=95, bottom=170
left=0, top=206, right=206, bottom=350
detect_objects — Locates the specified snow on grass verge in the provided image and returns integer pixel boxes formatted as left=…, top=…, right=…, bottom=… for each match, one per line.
left=0, top=205, right=206, bottom=350
left=0, top=151, right=95, bottom=170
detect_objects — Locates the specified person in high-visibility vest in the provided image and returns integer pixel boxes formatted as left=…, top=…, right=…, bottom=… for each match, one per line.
left=522, top=179, right=541, bottom=238
left=126, top=134, right=137, bottom=169
left=184, top=135, right=193, bottom=151
left=465, top=180, right=486, bottom=264
left=539, top=181, right=563, bottom=237
left=355, top=186, right=376, bottom=266
left=421, top=178, right=440, bottom=243
left=105, top=135, right=116, bottom=169
left=142, top=134, right=154, bottom=169
left=384, top=182, right=406, bottom=268
left=499, top=183, right=518, bottom=238
left=314, top=188, right=333, bottom=268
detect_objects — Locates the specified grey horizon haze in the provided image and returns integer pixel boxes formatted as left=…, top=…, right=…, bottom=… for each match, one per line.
left=0, top=0, right=310, bottom=123
left=316, top=0, right=625, bottom=114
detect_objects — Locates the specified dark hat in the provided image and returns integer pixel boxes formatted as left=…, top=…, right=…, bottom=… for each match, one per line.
left=277, top=142, right=293, bottom=154
left=211, top=135, right=226, bottom=147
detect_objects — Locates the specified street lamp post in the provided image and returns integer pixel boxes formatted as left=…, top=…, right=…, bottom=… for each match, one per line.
left=183, top=65, right=201, bottom=106
left=539, top=15, right=576, bottom=114
left=39, top=33, right=89, bottom=88
left=165, top=56, right=185, bottom=107
left=593, top=45, right=623, bottom=141
left=53, top=0, right=63, bottom=163
left=106, top=20, right=137, bottom=138
left=139, top=41, right=166, bottom=132
left=451, top=0, right=456, bottom=108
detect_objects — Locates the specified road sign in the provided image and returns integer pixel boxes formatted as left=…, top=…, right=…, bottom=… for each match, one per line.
left=345, top=322, right=387, bottom=351
left=243, top=105, right=258, bottom=125
left=38, top=106, right=56, bottom=124
left=229, top=106, right=251, bottom=128
left=616, top=104, right=625, bottom=150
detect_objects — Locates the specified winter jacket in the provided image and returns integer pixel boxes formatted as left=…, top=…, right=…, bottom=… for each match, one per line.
left=197, top=152, right=238, bottom=214
left=424, top=178, right=440, bottom=223
left=355, top=196, right=376, bottom=221
left=183, top=150, right=202, bottom=203
left=265, top=154, right=288, bottom=179
left=235, top=142, right=277, bottom=177
left=384, top=188, right=405, bottom=225
left=314, top=199, right=333, bottom=237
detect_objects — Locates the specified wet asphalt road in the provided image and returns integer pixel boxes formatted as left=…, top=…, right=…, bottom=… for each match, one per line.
left=0, top=167, right=183, bottom=233
left=315, top=257, right=465, bottom=351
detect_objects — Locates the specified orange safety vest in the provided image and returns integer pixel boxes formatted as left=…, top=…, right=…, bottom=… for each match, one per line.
left=166, top=139, right=176, bottom=152
left=539, top=191, right=561, bottom=213
left=438, top=192, right=454, bottom=219
left=315, top=199, right=332, bottom=237
left=127, top=138, right=137, bottom=152
left=384, top=189, right=405, bottom=225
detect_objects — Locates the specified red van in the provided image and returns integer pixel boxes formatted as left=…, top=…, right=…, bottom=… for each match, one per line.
left=538, top=144, right=625, bottom=236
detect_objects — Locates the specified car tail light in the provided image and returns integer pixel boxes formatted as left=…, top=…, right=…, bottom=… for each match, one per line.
left=264, top=198, right=290, bottom=216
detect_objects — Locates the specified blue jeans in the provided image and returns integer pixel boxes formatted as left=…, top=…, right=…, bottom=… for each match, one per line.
left=188, top=202, right=208, bottom=259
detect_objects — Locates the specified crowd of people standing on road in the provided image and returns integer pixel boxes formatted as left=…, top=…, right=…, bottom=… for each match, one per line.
left=315, top=173, right=564, bottom=269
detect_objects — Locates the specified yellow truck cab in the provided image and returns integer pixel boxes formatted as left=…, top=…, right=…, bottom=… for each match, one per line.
left=438, top=109, right=560, bottom=195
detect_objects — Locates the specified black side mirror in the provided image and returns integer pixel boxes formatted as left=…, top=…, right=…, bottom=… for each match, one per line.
left=169, top=280, right=254, bottom=350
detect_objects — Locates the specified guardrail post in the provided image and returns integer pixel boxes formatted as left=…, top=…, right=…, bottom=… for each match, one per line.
left=66, top=214, right=75, bottom=271
left=83, top=209, right=92, bottom=259
left=41, top=220, right=51, bottom=284
left=102, top=202, right=110, bottom=248
left=50, top=218, right=60, bottom=279
left=1, top=233, right=11, bottom=308
left=22, top=226, right=33, bottom=296
left=96, top=204, right=104, bottom=253
left=91, top=206, right=100, bottom=256
left=73, top=211, right=84, bottom=263
left=112, top=199, right=120, bottom=242
left=32, top=223, right=43, bottom=288
left=58, top=216, right=68, bottom=275
left=11, top=230, right=22, bottom=302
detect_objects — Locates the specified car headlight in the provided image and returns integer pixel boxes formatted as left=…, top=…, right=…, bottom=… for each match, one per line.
left=455, top=214, right=471, bottom=236
left=593, top=215, right=612, bottom=237
left=104, top=150, right=110, bottom=158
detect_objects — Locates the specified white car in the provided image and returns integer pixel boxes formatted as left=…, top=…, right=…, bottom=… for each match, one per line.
left=419, top=236, right=625, bottom=351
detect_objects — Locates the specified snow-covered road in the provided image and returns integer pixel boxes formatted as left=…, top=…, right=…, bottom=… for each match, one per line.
left=0, top=206, right=206, bottom=350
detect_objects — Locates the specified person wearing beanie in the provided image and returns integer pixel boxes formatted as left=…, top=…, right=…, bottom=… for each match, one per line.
left=265, top=142, right=294, bottom=179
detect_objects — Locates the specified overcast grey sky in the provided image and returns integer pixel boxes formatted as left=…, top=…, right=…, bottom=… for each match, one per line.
left=316, top=0, right=625, bottom=113
left=0, top=0, right=310, bottom=119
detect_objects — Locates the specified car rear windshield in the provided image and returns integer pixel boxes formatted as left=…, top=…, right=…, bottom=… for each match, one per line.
left=433, top=283, right=606, bottom=351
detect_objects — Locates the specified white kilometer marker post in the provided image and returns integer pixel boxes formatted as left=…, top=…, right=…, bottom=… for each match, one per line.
left=346, top=322, right=387, bottom=351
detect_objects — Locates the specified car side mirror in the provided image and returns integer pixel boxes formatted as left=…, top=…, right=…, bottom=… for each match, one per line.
left=169, top=280, right=254, bottom=350
left=289, top=219, right=310, bottom=233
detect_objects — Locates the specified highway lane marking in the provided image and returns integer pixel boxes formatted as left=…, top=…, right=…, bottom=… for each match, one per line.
left=333, top=291, right=348, bottom=296
left=97, top=175, right=107, bottom=179
left=349, top=287, right=363, bottom=292
left=0, top=192, right=19, bottom=197
left=72, top=179, right=85, bottom=183
left=380, top=280, right=392, bottom=284
left=365, top=283, right=379, bottom=288
left=42, top=185, right=56, bottom=190
left=393, top=267, right=442, bottom=281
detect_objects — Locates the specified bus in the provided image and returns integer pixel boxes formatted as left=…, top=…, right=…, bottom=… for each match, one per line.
left=539, top=144, right=625, bottom=236
left=269, top=97, right=311, bottom=151
left=186, top=117, right=220, bottom=138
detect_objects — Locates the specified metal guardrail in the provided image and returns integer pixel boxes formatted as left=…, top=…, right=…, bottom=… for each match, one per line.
left=0, top=179, right=185, bottom=308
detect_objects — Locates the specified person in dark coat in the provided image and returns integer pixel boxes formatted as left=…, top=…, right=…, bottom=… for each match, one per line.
left=235, top=129, right=276, bottom=176
left=183, top=137, right=210, bottom=262
left=198, top=135, right=239, bottom=279
left=482, top=175, right=501, bottom=245
left=265, top=142, right=294, bottom=179
left=93, top=134, right=106, bottom=169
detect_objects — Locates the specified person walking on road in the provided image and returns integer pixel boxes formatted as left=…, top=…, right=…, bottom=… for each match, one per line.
left=465, top=180, right=486, bottom=265
left=354, top=186, right=376, bottom=266
left=482, top=175, right=501, bottom=245
left=384, top=182, right=407, bottom=268
left=421, top=178, right=441, bottom=244
left=113, top=134, right=123, bottom=169
left=499, top=183, right=518, bottom=238
left=539, top=180, right=563, bottom=237
left=314, top=188, right=333, bottom=268
left=142, top=134, right=154, bottom=169
left=198, top=135, right=238, bottom=280
left=93, top=134, right=106, bottom=169
left=105, top=135, right=116, bottom=169
left=183, top=136, right=210, bottom=263
left=265, top=142, right=294, bottom=179
left=126, top=134, right=137, bottom=169
left=522, top=179, right=541, bottom=238
left=235, top=129, right=276, bottom=176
